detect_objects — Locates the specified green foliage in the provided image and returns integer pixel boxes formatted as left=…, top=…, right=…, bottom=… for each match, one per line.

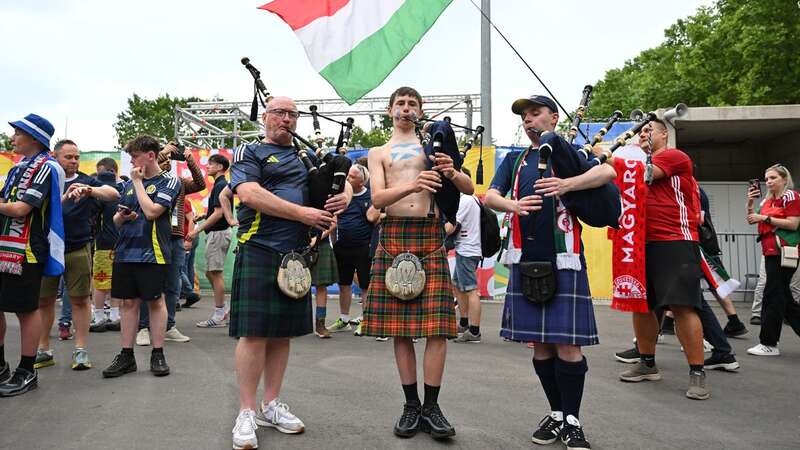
left=113, top=94, right=202, bottom=148
left=0, top=132, right=10, bottom=151
left=350, top=125, right=391, bottom=148
left=589, top=0, right=800, bottom=117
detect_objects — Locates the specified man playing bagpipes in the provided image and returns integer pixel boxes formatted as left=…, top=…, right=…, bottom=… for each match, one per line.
left=227, top=96, right=351, bottom=450
left=363, top=86, right=473, bottom=440
left=484, top=95, right=616, bottom=450
left=601, top=119, right=711, bottom=400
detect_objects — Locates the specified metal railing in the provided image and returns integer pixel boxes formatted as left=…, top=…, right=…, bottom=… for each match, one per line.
left=714, top=232, right=760, bottom=302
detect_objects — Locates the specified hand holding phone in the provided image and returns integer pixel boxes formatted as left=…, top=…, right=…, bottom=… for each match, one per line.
left=748, top=179, right=762, bottom=199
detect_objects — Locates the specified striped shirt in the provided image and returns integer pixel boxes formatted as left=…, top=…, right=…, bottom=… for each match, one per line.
left=646, top=148, right=700, bottom=242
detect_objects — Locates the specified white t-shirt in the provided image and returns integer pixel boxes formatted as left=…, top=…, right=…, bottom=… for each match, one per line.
left=455, top=194, right=482, bottom=257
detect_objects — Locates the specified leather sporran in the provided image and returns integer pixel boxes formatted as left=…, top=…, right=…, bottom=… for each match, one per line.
left=385, top=252, right=426, bottom=301
left=518, top=261, right=557, bottom=304
left=277, top=252, right=312, bottom=299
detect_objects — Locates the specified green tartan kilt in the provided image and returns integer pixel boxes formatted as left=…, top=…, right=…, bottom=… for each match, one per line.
left=229, top=243, right=312, bottom=338
left=311, top=238, right=338, bottom=286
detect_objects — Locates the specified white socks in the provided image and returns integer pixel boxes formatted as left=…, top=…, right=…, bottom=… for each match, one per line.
left=214, top=306, right=226, bottom=320
left=94, top=309, right=105, bottom=323
left=340, top=314, right=350, bottom=323
left=109, top=307, right=120, bottom=321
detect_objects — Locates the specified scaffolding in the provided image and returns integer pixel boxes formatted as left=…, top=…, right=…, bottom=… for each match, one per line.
left=174, top=94, right=481, bottom=149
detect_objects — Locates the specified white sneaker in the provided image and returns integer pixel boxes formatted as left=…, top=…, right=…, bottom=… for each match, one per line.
left=136, top=328, right=150, bottom=346
left=255, top=398, right=305, bottom=434
left=232, top=409, right=258, bottom=450
left=703, top=339, right=713, bottom=353
left=747, top=343, right=780, bottom=356
left=197, top=316, right=228, bottom=328
left=164, top=327, right=191, bottom=343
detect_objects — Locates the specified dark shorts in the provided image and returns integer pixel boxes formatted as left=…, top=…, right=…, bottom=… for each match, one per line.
left=645, top=240, right=703, bottom=311
left=111, top=262, right=168, bottom=301
left=334, top=242, right=372, bottom=289
left=229, top=244, right=312, bottom=338
left=0, top=263, right=44, bottom=313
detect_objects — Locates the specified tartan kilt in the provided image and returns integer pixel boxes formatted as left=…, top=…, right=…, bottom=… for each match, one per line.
left=229, top=243, right=312, bottom=338
left=362, top=216, right=456, bottom=338
left=500, top=260, right=599, bottom=346
left=311, top=238, right=338, bottom=286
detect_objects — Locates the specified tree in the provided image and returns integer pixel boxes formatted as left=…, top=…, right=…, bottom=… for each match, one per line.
left=0, top=132, right=10, bottom=151
left=113, top=94, right=203, bottom=148
left=350, top=125, right=391, bottom=148
left=588, top=0, right=800, bottom=117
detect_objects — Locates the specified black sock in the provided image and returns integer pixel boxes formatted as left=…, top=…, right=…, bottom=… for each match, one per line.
left=152, top=347, right=164, bottom=354
left=468, top=325, right=480, bottom=336
left=727, top=314, right=741, bottom=325
left=459, top=317, right=469, bottom=328
left=554, top=357, right=588, bottom=422
left=0, top=344, right=4, bottom=363
left=640, top=354, right=656, bottom=368
left=121, top=347, right=134, bottom=356
left=689, top=364, right=704, bottom=374
left=402, top=383, right=420, bottom=404
left=423, top=383, right=440, bottom=408
left=532, top=357, right=562, bottom=414
left=19, top=355, right=35, bottom=373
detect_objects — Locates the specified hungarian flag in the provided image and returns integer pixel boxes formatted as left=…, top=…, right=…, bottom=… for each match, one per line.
left=699, top=248, right=741, bottom=299
left=260, top=0, right=453, bottom=104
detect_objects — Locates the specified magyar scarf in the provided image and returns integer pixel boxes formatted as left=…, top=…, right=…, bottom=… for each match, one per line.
left=609, top=157, right=649, bottom=313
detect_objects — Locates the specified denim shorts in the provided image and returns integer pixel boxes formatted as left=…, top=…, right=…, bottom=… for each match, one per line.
left=452, top=253, right=481, bottom=292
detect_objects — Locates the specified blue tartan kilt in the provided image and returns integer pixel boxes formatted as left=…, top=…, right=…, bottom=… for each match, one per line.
left=500, top=262, right=599, bottom=346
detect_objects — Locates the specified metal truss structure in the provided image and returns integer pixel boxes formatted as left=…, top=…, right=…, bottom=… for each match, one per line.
left=174, top=94, right=481, bottom=149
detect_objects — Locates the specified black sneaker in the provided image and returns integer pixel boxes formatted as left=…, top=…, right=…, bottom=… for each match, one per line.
left=175, top=301, right=182, bottom=312
left=531, top=414, right=563, bottom=445
left=102, top=352, right=137, bottom=378
left=183, top=292, right=201, bottom=308
left=723, top=321, right=748, bottom=338
left=150, top=351, right=170, bottom=377
left=0, top=367, right=38, bottom=397
left=561, top=423, right=591, bottom=450
left=420, top=403, right=456, bottom=439
left=393, top=401, right=422, bottom=438
left=614, top=346, right=640, bottom=364
left=750, top=316, right=761, bottom=325
left=90, top=318, right=109, bottom=333
left=106, top=320, right=121, bottom=332
left=0, top=361, right=10, bottom=384
left=704, top=353, right=740, bottom=372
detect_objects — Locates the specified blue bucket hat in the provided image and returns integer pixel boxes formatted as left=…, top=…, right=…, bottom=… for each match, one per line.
left=8, top=113, right=55, bottom=150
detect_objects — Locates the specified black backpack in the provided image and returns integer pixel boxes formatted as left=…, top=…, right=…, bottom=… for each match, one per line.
left=474, top=197, right=502, bottom=258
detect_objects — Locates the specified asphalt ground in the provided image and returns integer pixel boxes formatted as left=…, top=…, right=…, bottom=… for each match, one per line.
left=1, top=297, right=798, bottom=450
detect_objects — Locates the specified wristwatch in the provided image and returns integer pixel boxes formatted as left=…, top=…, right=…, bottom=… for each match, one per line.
left=764, top=216, right=772, bottom=225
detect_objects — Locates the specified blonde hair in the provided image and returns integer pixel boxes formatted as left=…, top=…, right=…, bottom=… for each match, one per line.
left=766, top=163, right=794, bottom=198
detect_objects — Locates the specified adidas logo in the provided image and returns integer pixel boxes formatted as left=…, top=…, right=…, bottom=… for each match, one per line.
left=266, top=155, right=279, bottom=164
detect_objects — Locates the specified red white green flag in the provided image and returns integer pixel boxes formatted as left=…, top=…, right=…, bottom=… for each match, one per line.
left=260, top=0, right=453, bottom=104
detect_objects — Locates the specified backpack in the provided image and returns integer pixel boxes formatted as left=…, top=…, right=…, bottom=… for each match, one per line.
left=474, top=197, right=502, bottom=258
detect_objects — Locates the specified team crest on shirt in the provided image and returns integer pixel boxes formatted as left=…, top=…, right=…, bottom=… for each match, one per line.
left=557, top=209, right=573, bottom=233
left=146, top=185, right=157, bottom=194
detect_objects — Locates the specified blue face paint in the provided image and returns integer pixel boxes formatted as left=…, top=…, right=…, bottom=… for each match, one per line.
left=390, top=142, right=422, bottom=162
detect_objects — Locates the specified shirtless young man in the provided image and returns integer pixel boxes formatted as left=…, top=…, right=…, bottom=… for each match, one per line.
left=363, top=86, right=473, bottom=439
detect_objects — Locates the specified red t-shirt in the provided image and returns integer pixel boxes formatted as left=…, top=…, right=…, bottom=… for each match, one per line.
left=183, top=200, right=193, bottom=237
left=757, top=190, right=800, bottom=256
left=645, top=148, right=700, bottom=242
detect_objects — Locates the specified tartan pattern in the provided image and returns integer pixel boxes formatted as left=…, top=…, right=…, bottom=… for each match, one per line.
left=362, top=217, right=456, bottom=338
left=229, top=244, right=312, bottom=338
left=311, top=239, right=338, bottom=286
left=500, top=262, right=599, bottom=346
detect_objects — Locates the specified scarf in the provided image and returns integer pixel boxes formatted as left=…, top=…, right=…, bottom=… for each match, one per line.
left=609, top=157, right=649, bottom=313
left=499, top=148, right=529, bottom=265
left=0, top=152, right=65, bottom=276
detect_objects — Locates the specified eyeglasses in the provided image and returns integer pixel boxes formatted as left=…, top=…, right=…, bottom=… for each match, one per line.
left=266, top=109, right=300, bottom=119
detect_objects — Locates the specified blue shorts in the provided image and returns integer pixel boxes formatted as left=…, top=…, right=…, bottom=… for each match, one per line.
left=452, top=253, right=481, bottom=292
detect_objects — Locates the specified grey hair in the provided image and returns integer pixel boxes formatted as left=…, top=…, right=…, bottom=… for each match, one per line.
left=353, top=163, right=369, bottom=185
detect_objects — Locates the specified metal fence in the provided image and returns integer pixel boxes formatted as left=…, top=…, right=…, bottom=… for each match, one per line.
left=714, top=232, right=761, bottom=302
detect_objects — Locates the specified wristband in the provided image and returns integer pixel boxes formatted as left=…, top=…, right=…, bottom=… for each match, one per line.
left=764, top=216, right=772, bottom=225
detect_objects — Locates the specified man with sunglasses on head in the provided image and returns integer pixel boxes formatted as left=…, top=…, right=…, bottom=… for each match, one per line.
left=228, top=97, right=351, bottom=450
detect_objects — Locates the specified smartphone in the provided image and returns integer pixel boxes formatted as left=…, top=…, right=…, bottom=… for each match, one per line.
left=117, top=204, right=132, bottom=214
left=748, top=179, right=762, bottom=197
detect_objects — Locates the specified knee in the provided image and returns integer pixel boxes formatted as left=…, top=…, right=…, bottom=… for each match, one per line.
left=555, top=344, right=584, bottom=362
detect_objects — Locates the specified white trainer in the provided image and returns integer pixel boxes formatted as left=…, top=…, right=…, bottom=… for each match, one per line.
left=232, top=409, right=258, bottom=450
left=136, top=328, right=150, bottom=346
left=164, top=327, right=191, bottom=343
left=747, top=343, right=780, bottom=356
left=255, top=398, right=305, bottom=434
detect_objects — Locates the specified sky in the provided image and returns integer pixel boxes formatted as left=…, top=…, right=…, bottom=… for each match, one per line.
left=0, top=0, right=713, bottom=150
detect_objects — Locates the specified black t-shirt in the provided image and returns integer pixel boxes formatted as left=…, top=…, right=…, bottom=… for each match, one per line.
left=62, top=172, right=104, bottom=253
left=94, top=173, right=122, bottom=251
left=205, top=176, right=230, bottom=232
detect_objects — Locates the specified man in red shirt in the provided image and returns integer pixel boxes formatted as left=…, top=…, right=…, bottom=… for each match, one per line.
left=617, top=119, right=710, bottom=400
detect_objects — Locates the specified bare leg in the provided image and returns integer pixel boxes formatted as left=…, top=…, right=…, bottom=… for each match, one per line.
left=715, top=295, right=737, bottom=316
left=632, top=311, right=660, bottom=355
left=71, top=296, right=91, bottom=348
left=236, top=337, right=266, bottom=411
left=262, top=337, right=291, bottom=404
left=315, top=286, right=328, bottom=309
left=147, top=297, right=167, bottom=348
left=38, top=296, right=57, bottom=351
left=422, top=337, right=447, bottom=386
left=455, top=289, right=468, bottom=321
left=533, top=342, right=556, bottom=360
left=206, top=271, right=226, bottom=309
left=394, top=337, right=417, bottom=385
left=338, top=284, right=352, bottom=316
left=466, top=289, right=481, bottom=327
left=120, top=299, right=141, bottom=348
left=555, top=343, right=583, bottom=362
left=672, top=305, right=704, bottom=365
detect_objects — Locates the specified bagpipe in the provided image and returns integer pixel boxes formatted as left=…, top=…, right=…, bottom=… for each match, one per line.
left=414, top=116, right=484, bottom=226
left=241, top=57, right=353, bottom=212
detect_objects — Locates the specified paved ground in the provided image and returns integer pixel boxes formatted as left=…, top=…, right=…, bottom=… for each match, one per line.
left=1, top=297, right=798, bottom=450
